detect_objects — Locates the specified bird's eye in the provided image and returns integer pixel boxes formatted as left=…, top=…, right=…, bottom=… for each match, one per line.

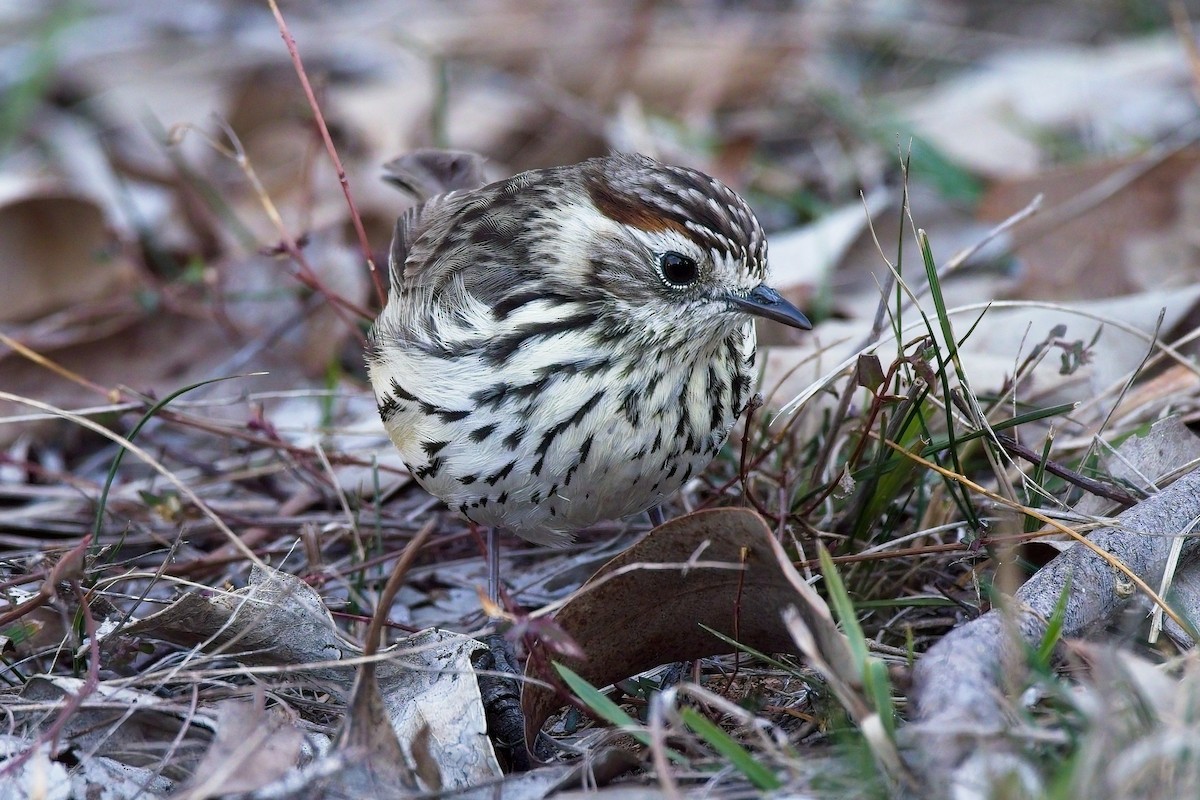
left=658, top=251, right=699, bottom=287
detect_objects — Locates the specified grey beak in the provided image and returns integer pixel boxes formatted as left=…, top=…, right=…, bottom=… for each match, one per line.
left=728, top=285, right=812, bottom=331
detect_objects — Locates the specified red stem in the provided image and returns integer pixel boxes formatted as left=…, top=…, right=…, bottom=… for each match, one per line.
left=267, top=0, right=387, bottom=308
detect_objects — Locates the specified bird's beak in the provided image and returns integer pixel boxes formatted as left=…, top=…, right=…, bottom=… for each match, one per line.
left=727, top=285, right=812, bottom=331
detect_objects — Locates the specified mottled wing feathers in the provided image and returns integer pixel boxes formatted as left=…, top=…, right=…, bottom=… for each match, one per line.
left=385, top=157, right=561, bottom=302
left=383, top=151, right=490, bottom=287
left=387, top=193, right=466, bottom=284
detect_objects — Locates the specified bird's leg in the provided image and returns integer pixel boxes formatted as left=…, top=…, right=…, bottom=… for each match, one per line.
left=475, top=526, right=530, bottom=769
left=647, top=505, right=667, bottom=528
left=486, top=526, right=502, bottom=603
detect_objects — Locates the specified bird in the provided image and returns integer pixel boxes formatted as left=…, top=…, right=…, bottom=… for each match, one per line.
left=367, top=150, right=811, bottom=598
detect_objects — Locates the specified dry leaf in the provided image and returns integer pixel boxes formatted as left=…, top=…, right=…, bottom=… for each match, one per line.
left=0, top=178, right=135, bottom=324
left=522, top=507, right=855, bottom=752
left=123, top=566, right=499, bottom=789
left=980, top=149, right=1200, bottom=300
left=20, top=677, right=217, bottom=782
left=904, top=35, right=1191, bottom=178
left=175, top=697, right=304, bottom=800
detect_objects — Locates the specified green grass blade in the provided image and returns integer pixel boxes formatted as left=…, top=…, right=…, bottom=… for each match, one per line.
left=91, top=374, right=263, bottom=558
left=818, top=544, right=869, bottom=672
left=1035, top=580, right=1073, bottom=668
left=863, top=659, right=897, bottom=739
left=680, top=707, right=782, bottom=791
left=553, top=663, right=688, bottom=765
left=699, top=624, right=804, bottom=674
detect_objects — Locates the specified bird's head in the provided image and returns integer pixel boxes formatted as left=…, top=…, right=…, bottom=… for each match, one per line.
left=545, top=154, right=811, bottom=346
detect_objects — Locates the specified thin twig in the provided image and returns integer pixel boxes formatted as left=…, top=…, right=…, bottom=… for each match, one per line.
left=0, top=580, right=100, bottom=780
left=363, top=519, right=437, bottom=657
left=946, top=391, right=1139, bottom=508
left=882, top=438, right=1187, bottom=630
left=0, top=536, right=91, bottom=627
left=176, top=117, right=373, bottom=330
left=266, top=0, right=386, bottom=307
left=0, top=392, right=266, bottom=569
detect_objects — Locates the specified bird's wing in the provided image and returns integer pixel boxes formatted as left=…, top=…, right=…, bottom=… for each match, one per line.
left=383, top=150, right=491, bottom=286
left=387, top=167, right=556, bottom=309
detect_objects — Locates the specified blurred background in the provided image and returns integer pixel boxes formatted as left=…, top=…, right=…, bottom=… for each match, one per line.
left=4, top=0, right=1200, bottom=591
left=4, top=0, right=1199, bottom=429
left=5, top=5, right=1200, bottom=792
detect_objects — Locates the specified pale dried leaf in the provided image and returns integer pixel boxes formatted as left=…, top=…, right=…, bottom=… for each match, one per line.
left=0, top=738, right=71, bottom=800
left=123, top=567, right=499, bottom=788
left=176, top=698, right=304, bottom=799
left=766, top=285, right=1200, bottom=423
left=904, top=36, right=1191, bottom=178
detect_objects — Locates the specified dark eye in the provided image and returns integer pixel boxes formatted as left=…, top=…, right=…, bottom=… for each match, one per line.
left=658, top=251, right=699, bottom=287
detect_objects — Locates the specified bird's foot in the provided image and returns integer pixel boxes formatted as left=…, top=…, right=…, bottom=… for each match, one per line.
left=474, top=632, right=530, bottom=771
